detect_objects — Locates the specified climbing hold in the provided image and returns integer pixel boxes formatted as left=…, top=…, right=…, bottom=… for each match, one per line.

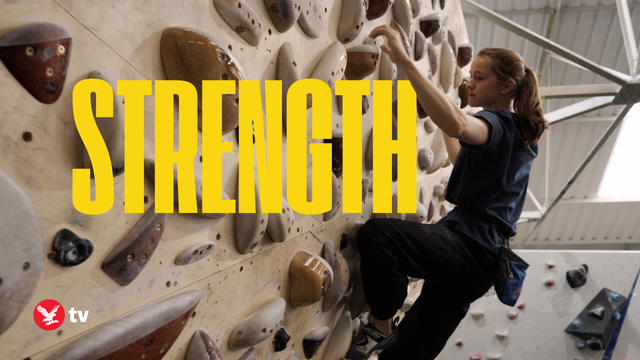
left=0, top=170, right=45, bottom=336
left=278, top=42, right=301, bottom=125
left=459, top=79, right=469, bottom=108
left=298, top=0, right=323, bottom=38
left=213, top=0, right=263, bottom=46
left=101, top=206, right=166, bottom=286
left=392, top=0, right=413, bottom=43
left=470, top=354, right=482, bottom=360
left=448, top=29, right=457, bottom=58
left=175, top=242, right=215, bottom=266
left=495, top=330, right=508, bottom=340
left=264, top=0, right=301, bottom=33
left=310, top=41, right=347, bottom=92
left=414, top=30, right=426, bottom=61
left=267, top=197, right=295, bottom=243
left=457, top=43, right=474, bottom=68
left=161, top=27, right=244, bottom=135
left=324, top=129, right=343, bottom=177
left=366, top=0, right=393, bottom=20
left=571, top=319, right=581, bottom=329
left=454, top=66, right=463, bottom=89
left=610, top=292, right=620, bottom=301
left=0, top=22, right=72, bottom=104
left=345, top=45, right=380, bottom=80
left=379, top=51, right=397, bottom=82
left=516, top=302, right=526, bottom=310
left=566, top=264, right=588, bottom=288
left=545, top=260, right=555, bottom=269
left=84, top=71, right=125, bottom=177
left=427, top=43, right=438, bottom=78
left=337, top=0, right=366, bottom=44
left=409, top=0, right=422, bottom=18
left=507, top=310, right=518, bottom=320
left=612, top=310, right=621, bottom=320
left=440, top=0, right=446, bottom=9
left=186, top=329, right=223, bottom=360
left=303, top=326, right=330, bottom=359
left=544, top=279, right=555, bottom=287
left=228, top=297, right=286, bottom=350
left=574, top=341, right=586, bottom=349
left=235, top=172, right=269, bottom=254
left=439, top=41, right=455, bottom=93
left=274, top=328, right=291, bottom=351
left=588, top=305, right=605, bottom=320
left=432, top=16, right=448, bottom=46
left=401, top=296, right=415, bottom=312
left=362, top=177, right=371, bottom=202
left=419, top=13, right=441, bottom=39
left=428, top=129, right=448, bottom=174
left=323, top=240, right=337, bottom=268
left=289, top=251, right=333, bottom=307
left=239, top=347, right=258, bottom=360
left=362, top=95, right=370, bottom=114
left=320, top=309, right=352, bottom=360
left=44, top=290, right=202, bottom=360
left=455, top=339, right=463, bottom=347
left=424, top=118, right=437, bottom=135
left=340, top=233, right=352, bottom=249
left=323, top=252, right=349, bottom=312
left=427, top=199, right=436, bottom=222
left=405, top=201, right=428, bottom=223
left=487, top=354, right=501, bottom=360
left=469, top=310, right=484, bottom=319
left=288, top=353, right=299, bottom=360
left=418, top=148, right=434, bottom=171
left=586, top=337, right=604, bottom=351
left=49, top=229, right=93, bottom=267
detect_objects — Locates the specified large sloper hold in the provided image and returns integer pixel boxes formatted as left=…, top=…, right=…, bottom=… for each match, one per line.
left=320, top=308, right=352, bottom=360
left=264, top=0, right=302, bottom=33
left=419, top=13, right=441, bottom=39
left=101, top=206, right=166, bottom=286
left=175, top=241, right=216, bottom=266
left=228, top=297, right=286, bottom=350
left=0, top=22, right=71, bottom=104
left=457, top=43, right=474, bottom=68
left=310, top=41, right=347, bottom=92
left=405, top=201, right=428, bottom=222
left=267, top=197, right=295, bottom=243
left=337, top=0, right=366, bottom=44
left=83, top=71, right=125, bottom=177
left=409, top=0, right=422, bottom=18
left=303, top=326, right=330, bottom=359
left=566, top=264, right=589, bottom=288
left=0, top=170, right=44, bottom=336
left=392, top=0, right=413, bottom=43
left=235, top=172, right=269, bottom=254
left=454, top=65, right=463, bottom=89
left=427, top=128, right=448, bottom=174
left=413, top=30, right=426, bottom=61
left=213, top=0, right=263, bottom=46
left=345, top=45, right=380, bottom=80
left=323, top=252, right=349, bottom=312
left=186, top=329, right=223, bottom=360
left=44, top=289, right=203, bottom=360
left=143, top=159, right=230, bottom=219
left=367, top=0, right=394, bottom=20
left=289, top=251, right=334, bottom=307
left=379, top=51, right=397, bottom=84
left=277, top=42, right=301, bottom=127
left=161, top=27, right=245, bottom=135
left=564, top=287, right=627, bottom=349
left=427, top=42, right=438, bottom=77
left=448, top=29, right=457, bottom=57
left=439, top=41, right=455, bottom=92
left=323, top=240, right=337, bottom=268
left=50, top=229, right=94, bottom=267
left=417, top=147, right=434, bottom=171
left=298, top=0, right=323, bottom=38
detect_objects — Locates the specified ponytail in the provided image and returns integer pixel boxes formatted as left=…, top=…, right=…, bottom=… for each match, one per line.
left=477, top=48, right=549, bottom=149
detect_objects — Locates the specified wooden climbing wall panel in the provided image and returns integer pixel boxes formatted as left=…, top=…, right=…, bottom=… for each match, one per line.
left=0, top=0, right=466, bottom=359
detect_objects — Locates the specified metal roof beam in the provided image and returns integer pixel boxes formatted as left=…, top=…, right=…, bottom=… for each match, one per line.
left=517, top=104, right=634, bottom=248
left=462, top=0, right=631, bottom=85
left=615, top=0, right=639, bottom=79
left=546, top=96, right=615, bottom=125
left=540, top=84, right=621, bottom=98
left=463, top=3, right=640, bottom=17
left=537, top=0, right=563, bottom=82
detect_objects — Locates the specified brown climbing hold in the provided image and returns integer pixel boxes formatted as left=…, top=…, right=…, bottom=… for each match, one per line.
left=298, top=0, right=323, bottom=38
left=0, top=170, right=44, bottom=336
left=175, top=241, right=216, bottom=266
left=455, top=339, right=463, bottom=346
left=345, top=45, right=380, bottom=80
left=186, top=329, right=223, bottom=360
left=337, top=0, right=366, bottom=44
left=161, top=27, right=245, bottom=135
left=457, top=43, right=474, bottom=68
left=289, top=251, right=334, bottom=307
left=323, top=252, right=349, bottom=312
left=419, top=13, right=441, bottom=39
left=303, top=326, right=329, bottom=359
left=228, top=297, right=287, bottom=350
left=213, top=0, right=263, bottom=46
left=366, top=0, right=393, bottom=20
left=101, top=206, right=166, bottom=286
left=517, top=302, right=526, bottom=310
left=44, top=290, right=202, bottom=360
left=0, top=22, right=72, bottom=104
left=459, top=78, right=469, bottom=108
left=264, top=0, right=302, bottom=33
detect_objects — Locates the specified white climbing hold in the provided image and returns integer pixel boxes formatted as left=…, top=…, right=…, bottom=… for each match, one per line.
left=487, top=353, right=502, bottom=360
left=507, top=310, right=518, bottom=319
left=469, top=310, right=484, bottom=319
left=495, top=330, right=508, bottom=339
left=470, top=354, right=482, bottom=360
left=546, top=260, right=555, bottom=269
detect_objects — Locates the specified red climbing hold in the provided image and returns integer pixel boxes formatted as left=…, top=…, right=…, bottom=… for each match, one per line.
left=470, top=354, right=482, bottom=360
left=517, top=302, right=526, bottom=310
left=455, top=339, right=463, bottom=346
left=507, top=310, right=518, bottom=320
left=544, top=279, right=555, bottom=287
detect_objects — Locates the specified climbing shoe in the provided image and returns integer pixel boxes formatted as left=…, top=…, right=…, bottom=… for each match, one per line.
left=345, top=320, right=398, bottom=359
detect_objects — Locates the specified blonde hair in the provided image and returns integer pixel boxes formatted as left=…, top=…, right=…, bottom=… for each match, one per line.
left=477, top=48, right=548, bottom=148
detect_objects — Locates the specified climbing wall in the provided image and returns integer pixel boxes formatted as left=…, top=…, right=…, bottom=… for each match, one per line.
left=0, top=0, right=467, bottom=359
left=438, top=250, right=640, bottom=360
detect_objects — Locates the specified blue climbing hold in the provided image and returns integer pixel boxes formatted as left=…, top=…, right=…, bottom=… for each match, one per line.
left=610, top=292, right=620, bottom=301
left=571, top=319, right=581, bottom=329
left=575, top=341, right=586, bottom=349
left=612, top=311, right=621, bottom=320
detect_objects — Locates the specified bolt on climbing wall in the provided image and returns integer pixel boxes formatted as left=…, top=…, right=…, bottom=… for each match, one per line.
left=438, top=250, right=640, bottom=360
left=0, top=0, right=470, bottom=359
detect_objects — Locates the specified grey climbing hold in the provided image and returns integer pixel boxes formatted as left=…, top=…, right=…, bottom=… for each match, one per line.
left=340, top=233, right=352, bottom=249
left=298, top=0, right=323, bottom=38
left=303, top=326, right=330, bottom=359
left=586, top=337, right=604, bottom=351
left=588, top=305, right=605, bottom=320
left=175, top=241, right=215, bottom=266
left=337, top=0, right=366, bottom=44
left=213, top=0, right=263, bottom=46
left=274, top=327, right=290, bottom=351
left=566, top=264, right=588, bottom=288
left=323, top=240, right=337, bottom=268
left=228, top=298, right=287, bottom=350
left=575, top=341, right=586, bottom=349
left=264, top=0, right=301, bottom=33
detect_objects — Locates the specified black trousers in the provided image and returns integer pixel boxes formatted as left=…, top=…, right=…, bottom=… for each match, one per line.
left=357, top=218, right=498, bottom=360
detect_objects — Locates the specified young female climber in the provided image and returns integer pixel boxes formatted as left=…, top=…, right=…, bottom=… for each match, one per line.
left=347, top=22, right=548, bottom=360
